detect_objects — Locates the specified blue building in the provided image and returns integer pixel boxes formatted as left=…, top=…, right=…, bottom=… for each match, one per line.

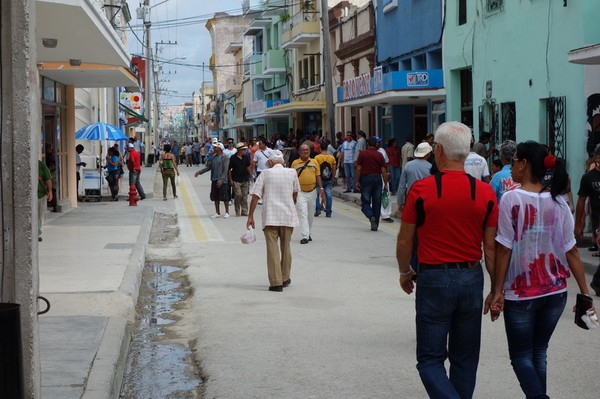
left=334, top=0, right=445, bottom=144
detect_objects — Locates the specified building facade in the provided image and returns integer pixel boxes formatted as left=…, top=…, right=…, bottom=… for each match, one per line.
left=444, top=0, right=600, bottom=188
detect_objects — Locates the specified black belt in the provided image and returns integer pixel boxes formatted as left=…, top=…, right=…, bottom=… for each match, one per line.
left=419, top=261, right=481, bottom=271
left=301, top=188, right=315, bottom=192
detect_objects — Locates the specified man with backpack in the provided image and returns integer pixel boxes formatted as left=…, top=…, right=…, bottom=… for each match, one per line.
left=314, top=139, right=336, bottom=217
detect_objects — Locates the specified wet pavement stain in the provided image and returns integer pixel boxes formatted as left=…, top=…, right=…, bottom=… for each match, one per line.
left=120, top=264, right=201, bottom=398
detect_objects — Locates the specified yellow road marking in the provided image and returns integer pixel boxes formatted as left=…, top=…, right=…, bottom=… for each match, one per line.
left=179, top=176, right=208, bottom=241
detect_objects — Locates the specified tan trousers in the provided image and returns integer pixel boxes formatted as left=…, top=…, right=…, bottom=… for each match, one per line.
left=263, top=226, right=293, bottom=286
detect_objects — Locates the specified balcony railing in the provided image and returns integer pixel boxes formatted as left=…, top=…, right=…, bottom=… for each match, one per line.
left=263, top=49, right=286, bottom=74
left=281, top=11, right=319, bottom=49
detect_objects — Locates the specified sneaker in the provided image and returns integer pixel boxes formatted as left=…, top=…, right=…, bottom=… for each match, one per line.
left=163, top=197, right=167, bottom=201
left=300, top=238, right=309, bottom=244
left=210, top=214, right=221, bottom=219
left=326, top=213, right=332, bottom=218
left=314, top=211, right=321, bottom=217
left=343, top=190, right=351, bottom=193
left=382, top=218, right=394, bottom=223
left=591, top=280, right=600, bottom=297
left=370, top=216, right=378, bottom=231
left=174, top=195, right=178, bottom=199
left=223, top=213, right=230, bottom=219
left=258, top=199, right=263, bottom=205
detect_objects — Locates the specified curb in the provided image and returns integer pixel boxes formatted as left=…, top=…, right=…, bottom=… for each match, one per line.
left=81, top=317, right=130, bottom=399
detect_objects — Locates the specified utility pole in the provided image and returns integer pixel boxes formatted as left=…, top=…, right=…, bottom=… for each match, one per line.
left=153, top=41, right=177, bottom=150
left=143, top=0, right=152, bottom=165
left=201, top=62, right=205, bottom=141
left=320, top=0, right=335, bottom=142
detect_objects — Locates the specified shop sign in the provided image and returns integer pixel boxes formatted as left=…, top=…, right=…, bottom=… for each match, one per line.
left=246, top=100, right=266, bottom=116
left=407, top=72, right=429, bottom=87
left=120, top=92, right=143, bottom=112
left=343, top=73, right=372, bottom=100
left=373, top=66, right=383, bottom=93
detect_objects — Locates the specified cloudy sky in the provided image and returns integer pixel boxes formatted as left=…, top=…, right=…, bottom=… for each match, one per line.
left=125, top=0, right=245, bottom=106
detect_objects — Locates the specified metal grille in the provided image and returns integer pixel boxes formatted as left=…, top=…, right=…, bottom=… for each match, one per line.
left=501, top=102, right=516, bottom=142
left=545, top=96, right=566, bottom=158
left=478, top=102, right=499, bottom=143
left=486, top=0, right=503, bottom=14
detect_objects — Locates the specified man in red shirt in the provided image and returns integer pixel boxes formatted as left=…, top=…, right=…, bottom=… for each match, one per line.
left=126, top=143, right=146, bottom=199
left=356, top=137, right=388, bottom=231
left=396, top=121, right=498, bottom=399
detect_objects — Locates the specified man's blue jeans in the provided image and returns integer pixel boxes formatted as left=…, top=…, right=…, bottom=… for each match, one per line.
left=315, top=180, right=332, bottom=215
left=344, top=163, right=355, bottom=191
left=415, top=266, right=484, bottom=399
left=129, top=170, right=146, bottom=198
left=389, top=165, right=401, bottom=194
left=503, top=292, right=566, bottom=399
left=359, top=174, right=382, bottom=222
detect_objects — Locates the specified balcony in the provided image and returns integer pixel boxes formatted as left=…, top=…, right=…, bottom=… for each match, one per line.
left=248, top=53, right=268, bottom=80
left=225, top=75, right=242, bottom=94
left=281, top=11, right=320, bottom=49
left=263, top=49, right=286, bottom=74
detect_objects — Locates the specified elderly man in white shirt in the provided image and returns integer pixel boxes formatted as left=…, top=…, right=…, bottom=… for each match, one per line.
left=247, top=150, right=300, bottom=292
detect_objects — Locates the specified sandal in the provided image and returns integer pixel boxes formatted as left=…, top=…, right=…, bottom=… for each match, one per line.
left=592, top=252, right=600, bottom=257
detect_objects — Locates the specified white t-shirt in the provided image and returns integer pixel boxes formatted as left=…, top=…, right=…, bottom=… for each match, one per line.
left=253, top=147, right=274, bottom=172
left=464, top=152, right=490, bottom=180
left=496, top=189, right=574, bottom=300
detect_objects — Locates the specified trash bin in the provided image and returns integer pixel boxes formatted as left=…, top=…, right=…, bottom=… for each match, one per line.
left=0, top=303, right=24, bottom=399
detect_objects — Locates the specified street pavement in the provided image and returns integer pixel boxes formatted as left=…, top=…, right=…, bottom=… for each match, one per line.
left=38, top=165, right=600, bottom=398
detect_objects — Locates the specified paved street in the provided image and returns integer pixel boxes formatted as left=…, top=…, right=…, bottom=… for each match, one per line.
left=171, top=166, right=600, bottom=399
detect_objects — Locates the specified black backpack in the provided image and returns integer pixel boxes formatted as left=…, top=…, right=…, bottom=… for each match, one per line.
left=320, top=160, right=333, bottom=181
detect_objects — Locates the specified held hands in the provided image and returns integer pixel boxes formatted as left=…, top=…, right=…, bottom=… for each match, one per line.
left=484, top=291, right=504, bottom=322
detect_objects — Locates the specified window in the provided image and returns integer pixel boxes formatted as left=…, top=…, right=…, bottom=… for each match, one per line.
left=297, top=55, right=320, bottom=91
left=458, top=0, right=467, bottom=25
left=544, top=96, right=566, bottom=158
left=486, top=0, right=503, bottom=16
left=460, top=69, right=473, bottom=128
left=478, top=101, right=499, bottom=144
left=501, top=102, right=516, bottom=142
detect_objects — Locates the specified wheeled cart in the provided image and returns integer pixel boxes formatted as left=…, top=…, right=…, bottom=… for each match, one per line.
left=82, top=169, right=102, bottom=201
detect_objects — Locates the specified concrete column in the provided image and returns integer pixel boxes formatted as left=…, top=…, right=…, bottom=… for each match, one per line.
left=66, top=85, right=77, bottom=208
left=0, top=0, right=42, bottom=397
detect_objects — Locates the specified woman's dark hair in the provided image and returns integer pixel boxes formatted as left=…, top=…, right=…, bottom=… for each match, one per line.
left=515, top=141, right=568, bottom=201
left=492, top=159, right=503, bottom=169
left=387, top=138, right=397, bottom=148
left=163, top=144, right=172, bottom=153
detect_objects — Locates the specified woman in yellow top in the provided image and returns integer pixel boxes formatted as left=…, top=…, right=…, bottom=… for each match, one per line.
left=159, top=144, right=180, bottom=200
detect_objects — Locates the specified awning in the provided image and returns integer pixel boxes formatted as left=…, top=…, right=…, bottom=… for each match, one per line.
left=119, top=102, right=148, bottom=122
left=568, top=43, right=600, bottom=65
left=36, top=0, right=137, bottom=87
left=266, top=101, right=325, bottom=114
left=39, top=62, right=139, bottom=88
left=336, top=89, right=446, bottom=108
left=223, top=121, right=261, bottom=129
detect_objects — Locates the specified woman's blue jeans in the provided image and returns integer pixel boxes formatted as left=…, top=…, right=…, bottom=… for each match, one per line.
left=415, top=266, right=484, bottom=399
left=315, top=180, right=332, bottom=214
left=503, top=292, right=567, bottom=399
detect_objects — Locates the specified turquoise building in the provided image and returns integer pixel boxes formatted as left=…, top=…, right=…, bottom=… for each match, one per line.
left=444, top=0, right=600, bottom=186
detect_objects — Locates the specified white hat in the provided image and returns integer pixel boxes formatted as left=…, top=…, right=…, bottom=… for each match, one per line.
left=127, top=143, right=134, bottom=148
left=213, top=142, right=224, bottom=151
left=268, top=150, right=285, bottom=162
left=413, top=142, right=432, bottom=158
left=212, top=137, right=218, bottom=144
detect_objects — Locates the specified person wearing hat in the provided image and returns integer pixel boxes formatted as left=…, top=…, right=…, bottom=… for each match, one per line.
left=195, top=142, right=231, bottom=218
left=247, top=150, right=300, bottom=292
left=126, top=142, right=146, bottom=200
left=228, top=142, right=252, bottom=216
left=397, top=142, right=433, bottom=211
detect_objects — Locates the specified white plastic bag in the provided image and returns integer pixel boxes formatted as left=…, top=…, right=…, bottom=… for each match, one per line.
left=240, top=227, right=256, bottom=244
left=175, top=175, right=180, bottom=186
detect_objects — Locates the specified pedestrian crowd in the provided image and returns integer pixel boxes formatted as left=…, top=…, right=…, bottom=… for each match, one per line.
left=61, top=123, right=600, bottom=399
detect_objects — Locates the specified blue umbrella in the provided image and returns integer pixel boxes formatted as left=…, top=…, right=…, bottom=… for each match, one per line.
left=75, top=122, right=129, bottom=141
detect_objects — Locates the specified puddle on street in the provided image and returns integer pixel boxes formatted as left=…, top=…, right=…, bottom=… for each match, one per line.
left=120, top=263, right=201, bottom=398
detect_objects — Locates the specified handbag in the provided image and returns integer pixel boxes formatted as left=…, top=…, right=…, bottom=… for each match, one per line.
left=575, top=294, right=599, bottom=330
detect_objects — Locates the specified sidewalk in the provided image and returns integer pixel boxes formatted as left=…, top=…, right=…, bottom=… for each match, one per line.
left=38, top=166, right=158, bottom=399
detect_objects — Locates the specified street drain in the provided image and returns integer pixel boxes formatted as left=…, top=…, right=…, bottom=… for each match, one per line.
left=120, top=263, right=201, bottom=398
